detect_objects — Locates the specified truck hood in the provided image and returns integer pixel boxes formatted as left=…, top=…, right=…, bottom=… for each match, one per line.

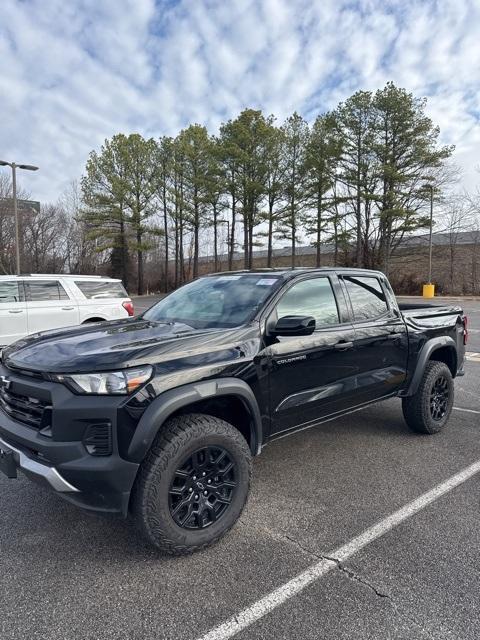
left=2, top=318, right=260, bottom=374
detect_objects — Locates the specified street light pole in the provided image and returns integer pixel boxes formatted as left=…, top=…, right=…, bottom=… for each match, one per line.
left=428, top=184, right=433, bottom=284
left=11, top=163, right=21, bottom=277
left=0, top=159, right=39, bottom=275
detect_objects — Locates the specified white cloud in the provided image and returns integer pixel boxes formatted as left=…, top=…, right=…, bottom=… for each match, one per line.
left=0, top=0, right=479, bottom=202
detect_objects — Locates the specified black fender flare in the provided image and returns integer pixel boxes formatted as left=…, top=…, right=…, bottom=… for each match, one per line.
left=127, top=378, right=263, bottom=462
left=402, top=336, right=458, bottom=397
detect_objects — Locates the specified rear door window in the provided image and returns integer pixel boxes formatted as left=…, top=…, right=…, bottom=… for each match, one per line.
left=74, top=281, right=128, bottom=299
left=0, top=281, right=24, bottom=303
left=342, top=276, right=389, bottom=321
left=26, top=281, right=70, bottom=301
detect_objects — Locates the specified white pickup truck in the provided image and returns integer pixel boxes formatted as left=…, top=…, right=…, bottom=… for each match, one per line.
left=0, top=274, right=133, bottom=347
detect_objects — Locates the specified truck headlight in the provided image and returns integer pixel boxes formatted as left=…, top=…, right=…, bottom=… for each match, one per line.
left=56, top=366, right=153, bottom=395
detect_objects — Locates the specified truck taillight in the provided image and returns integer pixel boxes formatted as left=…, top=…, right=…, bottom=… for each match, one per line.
left=122, top=301, right=134, bottom=317
left=463, top=315, right=468, bottom=345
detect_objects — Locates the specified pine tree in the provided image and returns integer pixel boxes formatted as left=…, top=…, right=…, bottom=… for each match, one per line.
left=220, top=109, right=271, bottom=268
left=119, top=134, right=159, bottom=294
left=205, top=136, right=227, bottom=272
left=334, top=91, right=377, bottom=267
left=157, top=136, right=175, bottom=291
left=219, top=120, right=240, bottom=270
left=303, top=113, right=341, bottom=267
left=372, top=82, right=454, bottom=273
left=177, top=124, right=211, bottom=278
left=81, top=135, right=130, bottom=288
left=263, top=123, right=286, bottom=267
left=277, top=112, right=309, bottom=268
left=82, top=134, right=159, bottom=294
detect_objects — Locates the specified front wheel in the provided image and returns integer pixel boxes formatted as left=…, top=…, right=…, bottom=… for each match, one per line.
left=131, top=413, right=252, bottom=554
left=402, top=361, right=454, bottom=434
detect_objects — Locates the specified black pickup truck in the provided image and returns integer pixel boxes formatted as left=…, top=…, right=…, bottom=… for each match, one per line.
left=0, top=268, right=468, bottom=553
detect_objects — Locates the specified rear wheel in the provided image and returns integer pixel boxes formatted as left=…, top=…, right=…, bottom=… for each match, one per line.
left=131, top=413, right=252, bottom=554
left=402, top=361, right=454, bottom=434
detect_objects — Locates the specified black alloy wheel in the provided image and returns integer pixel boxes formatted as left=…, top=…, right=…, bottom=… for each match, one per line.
left=168, top=446, right=237, bottom=529
left=402, top=360, right=454, bottom=434
left=132, top=413, right=252, bottom=554
left=430, top=375, right=450, bottom=421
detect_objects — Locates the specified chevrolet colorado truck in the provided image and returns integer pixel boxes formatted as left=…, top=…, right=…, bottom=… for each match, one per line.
left=0, top=268, right=468, bottom=554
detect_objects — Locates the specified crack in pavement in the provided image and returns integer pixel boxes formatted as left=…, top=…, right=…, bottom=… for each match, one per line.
left=281, top=533, right=442, bottom=639
left=230, top=524, right=448, bottom=639
left=322, top=555, right=390, bottom=598
left=280, top=533, right=390, bottom=599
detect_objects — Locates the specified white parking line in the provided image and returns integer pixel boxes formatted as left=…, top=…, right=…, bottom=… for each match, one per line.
left=197, top=459, right=480, bottom=640
left=454, top=407, right=480, bottom=415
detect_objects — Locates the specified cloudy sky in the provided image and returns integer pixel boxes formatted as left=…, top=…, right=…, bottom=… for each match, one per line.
left=1, top=0, right=479, bottom=203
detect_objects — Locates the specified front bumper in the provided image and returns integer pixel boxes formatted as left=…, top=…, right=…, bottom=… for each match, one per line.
left=0, top=364, right=141, bottom=516
left=0, top=434, right=78, bottom=492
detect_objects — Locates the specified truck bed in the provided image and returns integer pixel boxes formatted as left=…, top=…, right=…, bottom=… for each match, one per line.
left=398, top=302, right=463, bottom=318
left=398, top=302, right=464, bottom=333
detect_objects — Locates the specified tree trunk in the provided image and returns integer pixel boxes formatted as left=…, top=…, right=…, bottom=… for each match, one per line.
left=450, top=241, right=455, bottom=293
left=179, top=210, right=184, bottom=285
left=267, top=203, right=274, bottom=268
left=193, top=225, right=199, bottom=278
left=291, top=204, right=296, bottom=269
left=193, top=199, right=199, bottom=279
left=163, top=184, right=169, bottom=292
left=228, top=198, right=236, bottom=271
left=316, top=190, right=322, bottom=268
left=137, top=230, right=143, bottom=295
left=356, top=141, right=363, bottom=267
left=174, top=213, right=179, bottom=288
left=333, top=222, right=338, bottom=266
left=119, top=207, right=128, bottom=291
left=213, top=203, right=218, bottom=272
left=179, top=176, right=185, bottom=284
left=243, top=210, right=249, bottom=269
left=135, top=188, right=143, bottom=295
left=356, top=201, right=362, bottom=266
left=248, top=222, right=253, bottom=269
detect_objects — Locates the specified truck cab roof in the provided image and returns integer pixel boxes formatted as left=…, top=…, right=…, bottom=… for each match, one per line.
left=205, top=267, right=386, bottom=280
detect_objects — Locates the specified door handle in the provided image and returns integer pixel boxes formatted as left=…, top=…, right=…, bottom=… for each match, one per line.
left=62, top=307, right=74, bottom=311
left=8, top=310, right=23, bottom=314
left=334, top=341, right=353, bottom=350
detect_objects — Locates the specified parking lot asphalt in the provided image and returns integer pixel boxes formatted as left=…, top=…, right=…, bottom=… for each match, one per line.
left=0, top=298, right=479, bottom=640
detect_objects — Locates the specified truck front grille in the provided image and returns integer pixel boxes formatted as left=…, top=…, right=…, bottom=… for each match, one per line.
left=0, top=387, right=50, bottom=429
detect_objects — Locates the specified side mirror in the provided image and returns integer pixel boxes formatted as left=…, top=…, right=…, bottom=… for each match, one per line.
left=272, top=315, right=316, bottom=337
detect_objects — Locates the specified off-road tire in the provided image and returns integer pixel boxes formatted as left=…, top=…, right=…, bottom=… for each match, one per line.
left=402, top=361, right=454, bottom=434
left=131, top=413, right=252, bottom=554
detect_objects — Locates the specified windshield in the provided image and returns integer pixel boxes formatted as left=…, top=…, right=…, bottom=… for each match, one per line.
left=144, top=274, right=283, bottom=329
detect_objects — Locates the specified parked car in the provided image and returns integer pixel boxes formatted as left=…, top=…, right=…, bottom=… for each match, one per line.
left=0, top=274, right=133, bottom=347
left=0, top=268, right=467, bottom=554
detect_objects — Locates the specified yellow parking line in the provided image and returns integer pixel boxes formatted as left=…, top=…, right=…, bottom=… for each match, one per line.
left=466, top=352, right=480, bottom=362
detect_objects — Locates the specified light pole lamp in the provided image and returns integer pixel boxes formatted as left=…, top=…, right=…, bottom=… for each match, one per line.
left=0, top=160, right=39, bottom=275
